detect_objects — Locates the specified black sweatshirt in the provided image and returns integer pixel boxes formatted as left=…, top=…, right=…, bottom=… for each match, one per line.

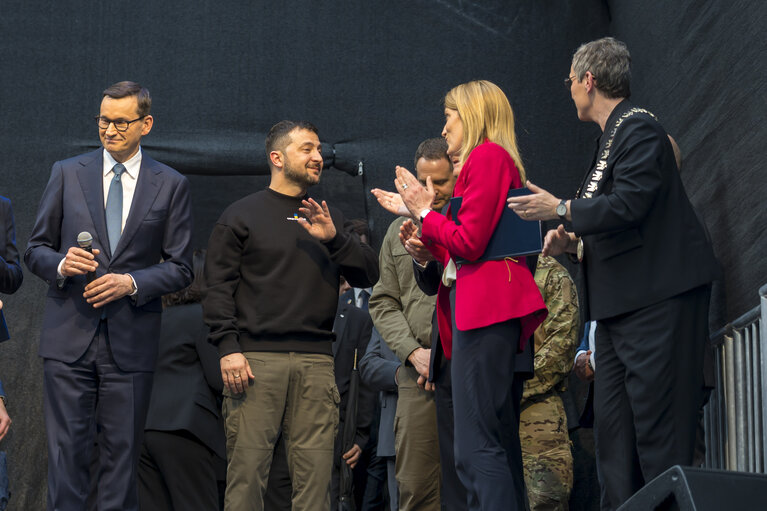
left=202, top=188, right=378, bottom=357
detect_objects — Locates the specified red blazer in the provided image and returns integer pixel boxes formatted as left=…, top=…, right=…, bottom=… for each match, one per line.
left=421, top=141, right=547, bottom=357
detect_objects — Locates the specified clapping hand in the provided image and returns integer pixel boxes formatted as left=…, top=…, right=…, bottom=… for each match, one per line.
left=394, top=166, right=434, bottom=218
left=370, top=188, right=409, bottom=216
left=399, top=220, right=433, bottom=265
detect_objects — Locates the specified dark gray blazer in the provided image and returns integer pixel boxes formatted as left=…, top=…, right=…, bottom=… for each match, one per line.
left=358, top=327, right=399, bottom=457
left=333, top=297, right=375, bottom=451
left=144, top=303, right=225, bottom=459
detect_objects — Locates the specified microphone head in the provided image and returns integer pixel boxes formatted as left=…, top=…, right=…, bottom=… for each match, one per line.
left=77, top=231, right=93, bottom=248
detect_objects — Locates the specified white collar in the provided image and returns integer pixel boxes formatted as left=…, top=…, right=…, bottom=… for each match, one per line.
left=103, top=148, right=142, bottom=179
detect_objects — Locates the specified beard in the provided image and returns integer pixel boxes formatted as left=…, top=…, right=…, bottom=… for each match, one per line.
left=284, top=160, right=321, bottom=188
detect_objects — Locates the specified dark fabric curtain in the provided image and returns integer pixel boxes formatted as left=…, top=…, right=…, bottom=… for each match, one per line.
left=0, top=1, right=763, bottom=508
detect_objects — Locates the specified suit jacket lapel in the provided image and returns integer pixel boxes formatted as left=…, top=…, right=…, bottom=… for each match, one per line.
left=112, top=156, right=161, bottom=260
left=332, top=305, right=349, bottom=357
left=76, top=151, right=111, bottom=258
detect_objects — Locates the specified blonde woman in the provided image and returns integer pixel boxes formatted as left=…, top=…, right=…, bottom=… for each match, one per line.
left=396, top=80, right=547, bottom=510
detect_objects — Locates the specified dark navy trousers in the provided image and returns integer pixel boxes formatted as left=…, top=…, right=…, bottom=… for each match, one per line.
left=44, top=320, right=153, bottom=511
left=451, top=317, right=527, bottom=511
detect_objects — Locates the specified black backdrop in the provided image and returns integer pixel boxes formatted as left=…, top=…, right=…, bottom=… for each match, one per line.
left=1, top=1, right=764, bottom=508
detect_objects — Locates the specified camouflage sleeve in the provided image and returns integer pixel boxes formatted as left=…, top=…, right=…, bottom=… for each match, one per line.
left=523, top=258, right=580, bottom=400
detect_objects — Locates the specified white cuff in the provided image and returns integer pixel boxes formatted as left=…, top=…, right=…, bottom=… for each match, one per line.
left=56, top=258, right=67, bottom=288
left=127, top=274, right=138, bottom=296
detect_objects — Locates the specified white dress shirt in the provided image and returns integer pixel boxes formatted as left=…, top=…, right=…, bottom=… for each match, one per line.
left=353, top=287, right=373, bottom=309
left=102, top=148, right=142, bottom=233
left=57, top=148, right=143, bottom=294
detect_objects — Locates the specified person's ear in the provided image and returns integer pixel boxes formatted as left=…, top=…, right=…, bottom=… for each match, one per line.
left=269, top=150, right=284, bottom=169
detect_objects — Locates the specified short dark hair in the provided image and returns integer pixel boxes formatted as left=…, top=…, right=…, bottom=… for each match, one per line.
left=162, top=249, right=206, bottom=308
left=265, top=120, right=319, bottom=159
left=102, top=81, right=152, bottom=116
left=572, top=37, right=631, bottom=99
left=414, top=137, right=452, bottom=170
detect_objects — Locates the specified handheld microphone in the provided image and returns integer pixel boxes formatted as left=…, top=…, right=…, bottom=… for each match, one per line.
left=77, top=231, right=96, bottom=284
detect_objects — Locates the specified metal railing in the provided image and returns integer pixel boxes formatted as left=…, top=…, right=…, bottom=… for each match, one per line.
left=704, top=283, right=767, bottom=472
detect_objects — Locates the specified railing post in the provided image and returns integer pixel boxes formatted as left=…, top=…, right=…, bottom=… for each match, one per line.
left=752, top=322, right=763, bottom=472
left=760, top=284, right=767, bottom=471
left=704, top=285, right=767, bottom=474
left=725, top=329, right=736, bottom=470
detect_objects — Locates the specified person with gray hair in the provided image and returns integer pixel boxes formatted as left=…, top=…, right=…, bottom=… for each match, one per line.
left=507, top=37, right=719, bottom=510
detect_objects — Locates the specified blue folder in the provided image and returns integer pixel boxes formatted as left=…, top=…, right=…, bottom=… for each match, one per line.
left=450, top=187, right=542, bottom=264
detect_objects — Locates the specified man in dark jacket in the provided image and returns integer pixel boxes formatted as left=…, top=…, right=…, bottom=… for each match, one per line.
left=139, top=250, right=225, bottom=511
left=507, top=37, right=719, bottom=510
left=203, top=120, right=378, bottom=511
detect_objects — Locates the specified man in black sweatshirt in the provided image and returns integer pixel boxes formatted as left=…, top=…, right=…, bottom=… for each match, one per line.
left=202, top=120, right=379, bottom=511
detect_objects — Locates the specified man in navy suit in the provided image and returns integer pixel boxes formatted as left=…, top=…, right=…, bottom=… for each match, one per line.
left=25, top=81, right=193, bottom=511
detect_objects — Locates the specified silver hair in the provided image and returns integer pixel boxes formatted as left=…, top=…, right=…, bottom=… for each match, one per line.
left=572, top=37, right=631, bottom=99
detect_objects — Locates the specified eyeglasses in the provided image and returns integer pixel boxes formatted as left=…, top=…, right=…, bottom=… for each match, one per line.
left=95, top=115, right=145, bottom=132
left=565, top=73, right=596, bottom=89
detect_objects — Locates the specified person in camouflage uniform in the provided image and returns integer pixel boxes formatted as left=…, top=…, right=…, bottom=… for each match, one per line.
left=520, top=255, right=579, bottom=510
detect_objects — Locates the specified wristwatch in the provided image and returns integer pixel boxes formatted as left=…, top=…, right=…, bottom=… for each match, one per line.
left=556, top=199, right=568, bottom=221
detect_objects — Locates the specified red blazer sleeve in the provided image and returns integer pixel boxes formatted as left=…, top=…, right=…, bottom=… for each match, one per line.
left=421, top=142, right=516, bottom=260
left=420, top=141, right=547, bottom=348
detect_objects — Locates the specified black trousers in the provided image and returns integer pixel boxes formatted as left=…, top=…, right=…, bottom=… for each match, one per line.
left=433, top=341, right=469, bottom=511
left=594, top=285, right=710, bottom=510
left=138, top=430, right=222, bottom=511
left=359, top=417, right=388, bottom=511
left=451, top=318, right=526, bottom=511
